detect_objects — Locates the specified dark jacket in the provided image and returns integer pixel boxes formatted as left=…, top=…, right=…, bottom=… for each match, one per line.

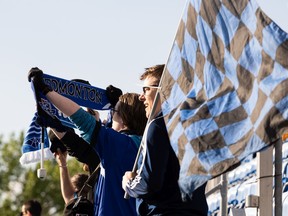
left=126, top=113, right=208, bottom=216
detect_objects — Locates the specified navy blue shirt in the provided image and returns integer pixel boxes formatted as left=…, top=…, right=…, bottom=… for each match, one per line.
left=70, top=108, right=140, bottom=216
left=126, top=113, right=208, bottom=216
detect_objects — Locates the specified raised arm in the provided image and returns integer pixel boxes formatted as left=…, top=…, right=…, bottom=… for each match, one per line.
left=46, top=91, right=80, bottom=116
left=28, top=67, right=80, bottom=117
left=51, top=129, right=100, bottom=171
left=54, top=149, right=75, bottom=204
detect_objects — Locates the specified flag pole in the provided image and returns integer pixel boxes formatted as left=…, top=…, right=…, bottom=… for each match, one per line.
left=41, top=127, right=44, bottom=168
left=33, top=80, right=47, bottom=179
left=124, top=1, right=188, bottom=199
left=124, top=92, right=162, bottom=199
left=37, top=127, right=47, bottom=179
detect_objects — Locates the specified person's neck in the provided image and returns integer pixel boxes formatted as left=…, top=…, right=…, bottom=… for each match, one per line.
left=149, top=104, right=161, bottom=120
left=119, top=129, right=136, bottom=135
left=120, top=125, right=129, bottom=131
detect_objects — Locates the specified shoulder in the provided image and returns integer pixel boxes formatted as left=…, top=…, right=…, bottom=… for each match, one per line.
left=128, top=135, right=142, bottom=148
left=146, top=116, right=169, bottom=147
left=148, top=116, right=167, bottom=135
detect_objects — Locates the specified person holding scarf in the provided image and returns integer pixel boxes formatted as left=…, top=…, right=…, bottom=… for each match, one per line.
left=28, top=67, right=147, bottom=216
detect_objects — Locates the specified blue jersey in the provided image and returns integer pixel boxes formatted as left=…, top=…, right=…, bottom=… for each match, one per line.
left=70, top=108, right=140, bottom=216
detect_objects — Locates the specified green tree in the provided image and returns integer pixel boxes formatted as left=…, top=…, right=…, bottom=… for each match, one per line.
left=0, top=131, right=85, bottom=216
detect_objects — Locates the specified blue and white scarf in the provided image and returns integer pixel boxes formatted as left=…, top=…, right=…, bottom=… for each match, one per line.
left=20, top=73, right=110, bottom=165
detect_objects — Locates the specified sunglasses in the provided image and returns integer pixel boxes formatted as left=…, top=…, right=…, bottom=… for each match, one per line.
left=111, top=108, right=119, bottom=115
left=142, top=85, right=160, bottom=95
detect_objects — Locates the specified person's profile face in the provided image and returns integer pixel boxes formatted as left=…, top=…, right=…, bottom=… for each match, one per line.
left=111, top=101, right=124, bottom=131
left=139, top=76, right=159, bottom=118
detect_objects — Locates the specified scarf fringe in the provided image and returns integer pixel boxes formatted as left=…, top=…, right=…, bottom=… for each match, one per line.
left=19, top=148, right=54, bottom=165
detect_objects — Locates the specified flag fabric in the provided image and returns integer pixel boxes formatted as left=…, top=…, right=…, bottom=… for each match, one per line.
left=21, top=74, right=111, bottom=165
left=159, top=0, right=288, bottom=196
left=20, top=112, right=53, bottom=165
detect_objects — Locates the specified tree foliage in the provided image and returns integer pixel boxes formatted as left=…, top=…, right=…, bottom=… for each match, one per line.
left=0, top=131, right=86, bottom=216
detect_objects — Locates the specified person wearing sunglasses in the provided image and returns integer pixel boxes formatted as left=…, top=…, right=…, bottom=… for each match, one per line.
left=122, top=64, right=208, bottom=216
left=28, top=68, right=147, bottom=216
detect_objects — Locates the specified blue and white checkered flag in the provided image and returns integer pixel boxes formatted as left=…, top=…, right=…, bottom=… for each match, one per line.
left=159, top=0, right=288, bottom=196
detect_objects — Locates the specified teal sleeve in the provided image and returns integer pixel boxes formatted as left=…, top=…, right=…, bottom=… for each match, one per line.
left=69, top=108, right=96, bottom=143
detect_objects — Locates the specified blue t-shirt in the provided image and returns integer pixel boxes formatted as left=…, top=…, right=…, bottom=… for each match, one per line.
left=70, top=108, right=140, bottom=216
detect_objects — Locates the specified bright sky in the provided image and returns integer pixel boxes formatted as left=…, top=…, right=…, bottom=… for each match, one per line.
left=0, top=0, right=287, bottom=141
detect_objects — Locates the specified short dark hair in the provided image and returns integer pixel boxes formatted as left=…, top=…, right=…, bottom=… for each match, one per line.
left=23, top=200, right=42, bottom=216
left=71, top=173, right=89, bottom=192
left=139, top=64, right=165, bottom=84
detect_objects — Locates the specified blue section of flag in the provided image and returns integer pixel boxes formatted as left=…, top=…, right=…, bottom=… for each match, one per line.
left=159, top=0, right=288, bottom=197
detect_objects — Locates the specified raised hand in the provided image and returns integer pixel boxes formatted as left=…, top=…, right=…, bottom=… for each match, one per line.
left=106, top=85, right=123, bottom=108
left=28, top=67, right=52, bottom=95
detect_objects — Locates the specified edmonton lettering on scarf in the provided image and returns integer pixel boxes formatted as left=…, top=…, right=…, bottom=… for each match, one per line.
left=20, top=74, right=110, bottom=165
